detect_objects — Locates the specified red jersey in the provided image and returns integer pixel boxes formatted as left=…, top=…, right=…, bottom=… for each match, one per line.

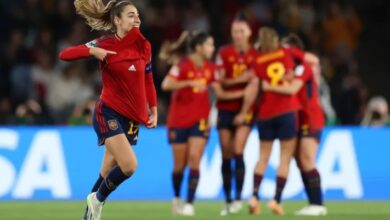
left=284, top=45, right=324, bottom=130
left=59, top=28, right=157, bottom=125
left=167, top=57, right=217, bottom=128
left=215, top=45, right=257, bottom=112
left=252, top=47, right=301, bottom=119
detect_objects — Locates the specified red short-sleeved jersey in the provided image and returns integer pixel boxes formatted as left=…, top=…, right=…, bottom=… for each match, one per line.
left=215, top=45, right=257, bottom=112
left=252, top=47, right=301, bottom=119
left=167, top=57, right=217, bottom=128
left=294, top=63, right=325, bottom=130
left=59, top=28, right=157, bottom=125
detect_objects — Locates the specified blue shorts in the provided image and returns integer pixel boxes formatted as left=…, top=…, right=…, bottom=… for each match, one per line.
left=257, top=112, right=298, bottom=140
left=217, top=110, right=254, bottom=130
left=168, top=119, right=209, bottom=144
left=93, top=100, right=139, bottom=146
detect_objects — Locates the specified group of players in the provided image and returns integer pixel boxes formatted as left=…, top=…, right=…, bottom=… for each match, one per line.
left=160, top=14, right=327, bottom=217
left=59, top=0, right=327, bottom=219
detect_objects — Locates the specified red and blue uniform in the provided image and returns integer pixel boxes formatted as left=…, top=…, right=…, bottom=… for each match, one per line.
left=215, top=45, right=257, bottom=130
left=285, top=46, right=325, bottom=139
left=59, top=28, right=157, bottom=145
left=251, top=47, right=301, bottom=140
left=167, top=57, right=217, bottom=143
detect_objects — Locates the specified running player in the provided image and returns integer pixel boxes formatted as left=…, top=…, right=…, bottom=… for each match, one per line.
left=215, top=14, right=257, bottom=216
left=235, top=27, right=299, bottom=216
left=262, top=33, right=327, bottom=216
left=161, top=32, right=244, bottom=216
left=59, top=1, right=157, bottom=220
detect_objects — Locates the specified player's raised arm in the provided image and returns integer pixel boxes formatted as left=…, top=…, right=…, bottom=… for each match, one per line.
left=59, top=43, right=116, bottom=61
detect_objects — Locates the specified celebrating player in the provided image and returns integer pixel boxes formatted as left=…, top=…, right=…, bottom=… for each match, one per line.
left=262, top=33, right=327, bottom=216
left=214, top=14, right=257, bottom=216
left=161, top=32, right=244, bottom=216
left=59, top=1, right=157, bottom=219
left=235, top=27, right=299, bottom=215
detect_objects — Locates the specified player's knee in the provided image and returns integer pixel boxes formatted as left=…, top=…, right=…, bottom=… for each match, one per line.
left=120, top=160, right=138, bottom=176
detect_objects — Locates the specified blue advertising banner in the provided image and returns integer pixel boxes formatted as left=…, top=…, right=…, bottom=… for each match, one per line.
left=0, top=126, right=389, bottom=200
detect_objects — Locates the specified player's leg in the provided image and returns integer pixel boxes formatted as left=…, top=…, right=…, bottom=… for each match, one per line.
left=181, top=135, right=207, bottom=216
left=269, top=112, right=298, bottom=216
left=249, top=140, right=273, bottom=215
left=83, top=150, right=116, bottom=219
left=249, top=119, right=275, bottom=215
left=171, top=140, right=188, bottom=214
left=218, top=129, right=234, bottom=204
left=295, top=135, right=327, bottom=216
left=218, top=128, right=235, bottom=215
left=87, top=134, right=137, bottom=220
left=233, top=125, right=251, bottom=203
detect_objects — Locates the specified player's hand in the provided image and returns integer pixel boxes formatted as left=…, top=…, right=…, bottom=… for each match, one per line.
left=146, top=112, right=158, bottom=128
left=261, top=80, right=271, bottom=91
left=189, top=81, right=207, bottom=92
left=89, top=47, right=117, bottom=61
left=233, top=112, right=245, bottom=126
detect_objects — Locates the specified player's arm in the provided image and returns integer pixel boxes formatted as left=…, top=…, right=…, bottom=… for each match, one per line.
left=210, top=82, right=244, bottom=100
left=288, top=47, right=319, bottom=65
left=59, top=40, right=116, bottom=61
left=161, top=65, right=206, bottom=92
left=234, top=77, right=259, bottom=125
left=220, top=71, right=253, bottom=86
left=161, top=75, right=204, bottom=91
left=144, top=42, right=158, bottom=128
left=262, top=78, right=303, bottom=95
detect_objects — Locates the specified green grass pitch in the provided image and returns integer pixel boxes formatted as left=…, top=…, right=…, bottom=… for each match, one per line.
left=0, top=201, right=389, bottom=219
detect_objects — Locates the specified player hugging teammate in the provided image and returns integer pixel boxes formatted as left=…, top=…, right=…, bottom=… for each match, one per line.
left=161, top=20, right=327, bottom=217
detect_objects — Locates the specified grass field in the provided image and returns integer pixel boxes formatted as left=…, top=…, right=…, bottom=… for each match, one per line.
left=0, top=201, right=389, bottom=220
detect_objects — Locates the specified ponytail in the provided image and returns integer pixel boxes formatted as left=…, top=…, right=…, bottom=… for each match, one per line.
left=159, top=31, right=191, bottom=65
left=74, top=0, right=134, bottom=31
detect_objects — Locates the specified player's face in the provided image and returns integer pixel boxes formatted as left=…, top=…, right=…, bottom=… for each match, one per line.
left=231, top=21, right=251, bottom=46
left=115, top=5, right=141, bottom=33
left=199, top=37, right=215, bottom=59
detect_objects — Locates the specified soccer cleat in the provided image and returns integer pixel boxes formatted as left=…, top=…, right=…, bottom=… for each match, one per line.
left=230, top=201, right=243, bottom=213
left=268, top=199, right=285, bottom=216
left=248, top=197, right=261, bottom=215
left=295, top=205, right=328, bottom=216
left=86, top=192, right=104, bottom=220
left=82, top=207, right=88, bottom=220
left=180, top=203, right=195, bottom=216
left=220, top=201, right=243, bottom=216
left=172, top=197, right=183, bottom=215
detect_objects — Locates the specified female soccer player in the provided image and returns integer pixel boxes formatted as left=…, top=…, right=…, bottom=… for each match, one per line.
left=59, top=1, right=157, bottom=220
left=215, top=15, right=257, bottom=216
left=235, top=27, right=300, bottom=215
left=161, top=32, right=244, bottom=216
left=262, top=34, right=327, bottom=216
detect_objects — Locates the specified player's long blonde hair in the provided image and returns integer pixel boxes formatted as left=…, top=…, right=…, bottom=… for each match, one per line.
left=74, top=0, right=134, bottom=31
left=258, top=27, right=279, bottom=52
left=159, top=31, right=192, bottom=65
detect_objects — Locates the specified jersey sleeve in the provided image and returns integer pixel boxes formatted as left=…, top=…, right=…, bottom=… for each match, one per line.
left=168, top=64, right=182, bottom=80
left=294, top=64, right=312, bottom=82
left=58, top=38, right=103, bottom=61
left=144, top=41, right=157, bottom=107
left=215, top=49, right=225, bottom=70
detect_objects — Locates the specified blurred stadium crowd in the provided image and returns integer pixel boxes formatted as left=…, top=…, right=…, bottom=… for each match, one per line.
left=0, top=0, right=388, bottom=126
